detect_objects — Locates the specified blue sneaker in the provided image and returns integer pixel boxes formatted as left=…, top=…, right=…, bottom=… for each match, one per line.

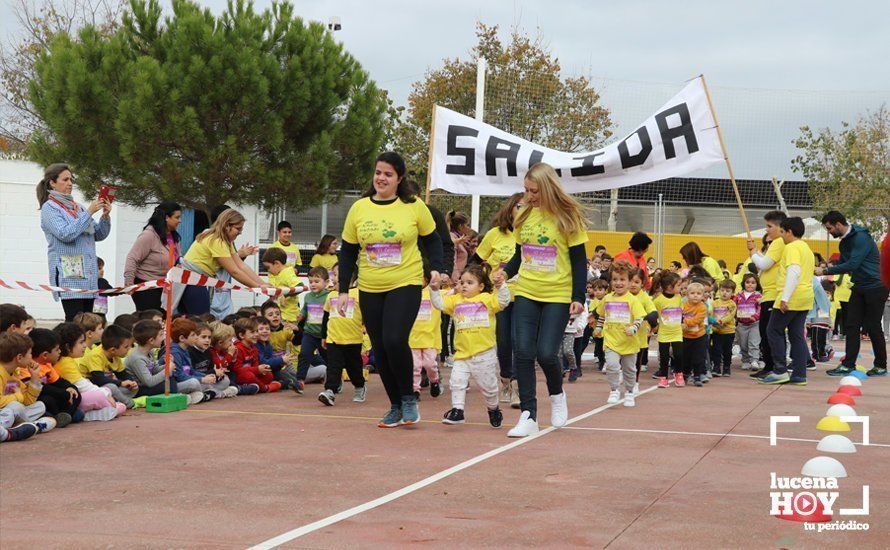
left=866, top=367, right=887, bottom=377
left=401, top=394, right=420, bottom=425
left=72, top=409, right=85, bottom=423
left=378, top=405, right=402, bottom=428
left=789, top=376, right=808, bottom=386
left=238, top=383, right=260, bottom=395
left=826, top=365, right=854, bottom=377
left=758, top=372, right=790, bottom=385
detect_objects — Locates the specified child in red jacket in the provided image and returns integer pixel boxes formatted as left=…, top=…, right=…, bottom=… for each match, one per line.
left=232, top=318, right=280, bottom=393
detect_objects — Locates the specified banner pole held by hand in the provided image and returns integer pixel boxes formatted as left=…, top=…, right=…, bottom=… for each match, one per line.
left=699, top=74, right=751, bottom=238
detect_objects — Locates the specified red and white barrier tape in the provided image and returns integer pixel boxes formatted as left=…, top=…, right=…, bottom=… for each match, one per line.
left=166, top=267, right=304, bottom=296
left=0, top=278, right=165, bottom=295
left=0, top=268, right=303, bottom=297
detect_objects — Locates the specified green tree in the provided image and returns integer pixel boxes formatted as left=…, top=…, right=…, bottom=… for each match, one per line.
left=792, top=106, right=889, bottom=234
left=392, top=23, right=613, bottom=190
left=27, top=0, right=387, bottom=214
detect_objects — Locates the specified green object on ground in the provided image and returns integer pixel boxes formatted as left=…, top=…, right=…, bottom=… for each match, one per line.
left=132, top=396, right=148, bottom=409
left=145, top=393, right=188, bottom=413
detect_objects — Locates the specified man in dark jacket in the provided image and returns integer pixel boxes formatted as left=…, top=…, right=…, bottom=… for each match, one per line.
left=817, top=211, right=888, bottom=377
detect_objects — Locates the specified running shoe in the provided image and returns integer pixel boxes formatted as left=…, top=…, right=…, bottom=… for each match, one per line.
left=658, top=377, right=669, bottom=388
left=866, top=367, right=887, bottom=377
left=674, top=373, right=686, bottom=387
left=353, top=386, right=367, bottom=403
left=442, top=408, right=465, bottom=424
left=826, top=365, right=854, bottom=377
left=400, top=394, right=420, bottom=425
left=607, top=390, right=620, bottom=404
left=430, top=382, right=442, bottom=398
left=623, top=393, right=636, bottom=407
left=378, top=405, right=402, bottom=428
left=758, top=372, right=790, bottom=384
left=54, top=412, right=72, bottom=429
left=318, top=389, right=335, bottom=406
left=4, top=423, right=37, bottom=442
left=789, top=377, right=808, bottom=386
left=507, top=410, right=539, bottom=438
left=488, top=407, right=503, bottom=428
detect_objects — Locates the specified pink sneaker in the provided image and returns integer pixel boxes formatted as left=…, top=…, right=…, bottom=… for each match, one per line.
left=115, top=403, right=127, bottom=417
left=658, top=377, right=670, bottom=388
left=674, top=373, right=686, bottom=387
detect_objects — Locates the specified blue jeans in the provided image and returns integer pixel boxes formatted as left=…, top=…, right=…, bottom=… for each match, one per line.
left=297, top=333, right=326, bottom=382
left=496, top=302, right=515, bottom=379
left=512, top=296, right=570, bottom=420
left=179, top=286, right=210, bottom=316
left=767, top=309, right=808, bottom=379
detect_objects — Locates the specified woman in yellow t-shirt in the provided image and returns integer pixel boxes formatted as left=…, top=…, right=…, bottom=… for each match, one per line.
left=337, top=152, right=444, bottom=428
left=497, top=163, right=588, bottom=438
left=679, top=242, right=724, bottom=282
left=474, top=192, right=523, bottom=405
left=310, top=234, right=339, bottom=271
left=178, top=209, right=268, bottom=315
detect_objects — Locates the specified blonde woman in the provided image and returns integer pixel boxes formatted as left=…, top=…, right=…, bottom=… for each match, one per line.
left=497, top=163, right=589, bottom=437
left=176, top=209, right=268, bottom=315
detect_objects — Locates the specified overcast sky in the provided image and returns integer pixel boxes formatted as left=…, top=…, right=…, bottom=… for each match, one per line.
left=3, top=0, right=888, bottom=181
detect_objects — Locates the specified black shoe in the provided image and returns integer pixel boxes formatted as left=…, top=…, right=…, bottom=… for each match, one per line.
left=488, top=407, right=503, bottom=428
left=568, top=369, right=579, bottom=383
left=749, top=367, right=772, bottom=379
left=420, top=370, right=430, bottom=388
left=414, top=391, right=421, bottom=402
left=430, top=382, right=441, bottom=398
left=723, top=371, right=731, bottom=377
left=442, top=408, right=465, bottom=424
left=54, top=412, right=72, bottom=429
left=712, top=371, right=722, bottom=377
left=826, top=365, right=854, bottom=377
left=4, top=422, right=38, bottom=442
left=866, top=367, right=887, bottom=377
left=693, top=376, right=703, bottom=387
left=789, top=376, right=808, bottom=386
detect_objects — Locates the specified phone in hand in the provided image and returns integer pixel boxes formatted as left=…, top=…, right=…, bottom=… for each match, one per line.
left=98, top=185, right=119, bottom=204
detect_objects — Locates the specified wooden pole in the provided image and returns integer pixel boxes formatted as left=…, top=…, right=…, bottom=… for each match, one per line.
left=163, top=244, right=175, bottom=396
left=699, top=74, right=751, bottom=238
left=424, top=105, right=438, bottom=203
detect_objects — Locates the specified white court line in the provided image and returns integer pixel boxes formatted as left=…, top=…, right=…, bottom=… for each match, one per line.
left=563, top=426, right=890, bottom=447
left=248, top=385, right=660, bottom=549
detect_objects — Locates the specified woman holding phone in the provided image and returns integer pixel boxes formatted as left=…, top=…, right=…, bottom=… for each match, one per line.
left=37, top=163, right=112, bottom=321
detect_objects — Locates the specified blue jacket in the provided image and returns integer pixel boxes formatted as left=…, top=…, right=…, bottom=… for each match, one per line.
left=40, top=200, right=111, bottom=300
left=256, top=341, right=285, bottom=370
left=808, top=276, right=832, bottom=323
left=170, top=344, right=203, bottom=382
left=825, top=225, right=883, bottom=291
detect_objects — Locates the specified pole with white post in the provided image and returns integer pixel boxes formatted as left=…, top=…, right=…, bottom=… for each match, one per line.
left=470, top=57, right=486, bottom=232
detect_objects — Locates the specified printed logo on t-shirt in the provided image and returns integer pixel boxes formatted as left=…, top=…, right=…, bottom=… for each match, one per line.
left=330, top=297, right=355, bottom=319
left=3, top=381, right=18, bottom=395
left=714, top=306, right=730, bottom=318
left=605, top=301, right=631, bottom=324
left=521, top=244, right=557, bottom=272
left=366, top=243, right=402, bottom=267
left=286, top=251, right=297, bottom=265
left=454, top=301, right=490, bottom=329
left=661, top=307, right=682, bottom=325
left=307, top=303, right=325, bottom=324
left=416, top=300, right=432, bottom=322
left=737, top=303, right=757, bottom=318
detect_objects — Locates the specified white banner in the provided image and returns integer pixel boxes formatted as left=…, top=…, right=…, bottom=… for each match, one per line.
left=429, top=77, right=725, bottom=196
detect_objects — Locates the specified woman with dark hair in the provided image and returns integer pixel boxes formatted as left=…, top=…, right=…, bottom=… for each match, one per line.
left=37, top=163, right=112, bottom=321
left=679, top=241, right=724, bottom=282
left=474, top=192, right=524, bottom=407
left=337, top=152, right=444, bottom=428
left=310, top=234, right=339, bottom=271
left=124, top=201, right=183, bottom=312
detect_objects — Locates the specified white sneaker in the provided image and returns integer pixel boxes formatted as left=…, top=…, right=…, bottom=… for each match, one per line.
left=633, top=382, right=640, bottom=395
left=549, top=392, right=568, bottom=428
left=35, top=416, right=57, bottom=433
left=507, top=410, right=539, bottom=438
left=624, top=393, right=636, bottom=407
left=607, top=390, right=620, bottom=404
left=187, top=391, right=204, bottom=405
left=223, top=386, right=238, bottom=398
left=741, top=362, right=751, bottom=371
left=353, top=386, right=367, bottom=403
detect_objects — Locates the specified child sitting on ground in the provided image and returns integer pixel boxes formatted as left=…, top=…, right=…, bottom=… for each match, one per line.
left=593, top=261, right=646, bottom=407
left=232, top=318, right=281, bottom=393
left=209, top=322, right=258, bottom=395
left=22, top=329, right=82, bottom=427
left=0, top=333, right=57, bottom=439
left=255, top=317, right=295, bottom=390
left=430, top=264, right=510, bottom=428
left=169, top=317, right=229, bottom=403
left=73, top=312, right=105, bottom=349
left=189, top=321, right=238, bottom=398
left=125, top=320, right=174, bottom=397
left=52, top=323, right=125, bottom=421
left=0, top=304, right=30, bottom=334
left=318, top=275, right=367, bottom=406
left=77, top=325, right=138, bottom=408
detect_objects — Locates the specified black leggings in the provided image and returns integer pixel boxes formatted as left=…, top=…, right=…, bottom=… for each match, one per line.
left=39, top=382, right=81, bottom=416
left=360, top=285, right=421, bottom=406
left=325, top=343, right=365, bottom=392
left=131, top=278, right=164, bottom=312
left=657, top=341, right=683, bottom=377
left=62, top=299, right=95, bottom=322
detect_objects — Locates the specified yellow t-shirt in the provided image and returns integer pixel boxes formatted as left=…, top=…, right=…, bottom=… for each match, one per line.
left=713, top=298, right=737, bottom=334
left=409, top=287, right=443, bottom=350
left=77, top=345, right=125, bottom=376
left=439, top=291, right=502, bottom=359
left=53, top=356, right=84, bottom=384
left=323, top=288, right=363, bottom=345
left=514, top=207, right=588, bottom=304
left=653, top=293, right=683, bottom=343
left=631, top=290, right=656, bottom=348
left=268, top=240, right=303, bottom=268
left=342, top=197, right=436, bottom=293
left=476, top=227, right=518, bottom=300
left=595, top=292, right=646, bottom=356
left=0, top=368, right=40, bottom=408
left=759, top=239, right=786, bottom=302
left=834, top=275, right=853, bottom=303
left=184, top=235, right=236, bottom=275
left=269, top=326, right=294, bottom=353
left=268, top=265, right=303, bottom=322
left=777, top=240, right=815, bottom=311
left=701, top=256, right=724, bottom=282
left=310, top=253, right=338, bottom=272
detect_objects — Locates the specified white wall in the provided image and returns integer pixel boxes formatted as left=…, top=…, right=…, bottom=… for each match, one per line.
left=0, top=159, right=266, bottom=321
